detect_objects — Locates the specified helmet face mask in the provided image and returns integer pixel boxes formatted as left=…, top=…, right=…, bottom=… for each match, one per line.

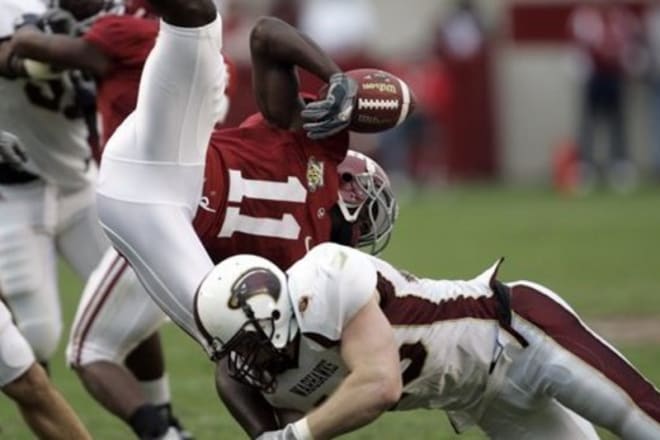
left=337, top=150, right=398, bottom=255
left=225, top=329, right=298, bottom=393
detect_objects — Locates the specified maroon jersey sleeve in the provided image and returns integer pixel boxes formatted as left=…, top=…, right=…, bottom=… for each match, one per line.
left=84, top=15, right=158, bottom=65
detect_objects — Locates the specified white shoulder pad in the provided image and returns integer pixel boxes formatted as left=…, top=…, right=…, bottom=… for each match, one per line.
left=287, top=243, right=377, bottom=342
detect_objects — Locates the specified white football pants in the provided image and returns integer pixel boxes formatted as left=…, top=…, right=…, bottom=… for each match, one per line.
left=96, top=16, right=227, bottom=349
left=0, top=175, right=108, bottom=361
left=476, top=281, right=660, bottom=440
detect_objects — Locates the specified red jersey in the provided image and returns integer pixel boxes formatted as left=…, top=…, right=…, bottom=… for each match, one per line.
left=193, top=113, right=348, bottom=269
left=84, top=15, right=158, bottom=147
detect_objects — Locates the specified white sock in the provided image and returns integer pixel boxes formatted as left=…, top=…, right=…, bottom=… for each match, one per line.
left=140, top=374, right=171, bottom=406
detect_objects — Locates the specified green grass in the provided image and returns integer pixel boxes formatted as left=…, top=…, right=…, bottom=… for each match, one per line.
left=1, top=185, right=659, bottom=439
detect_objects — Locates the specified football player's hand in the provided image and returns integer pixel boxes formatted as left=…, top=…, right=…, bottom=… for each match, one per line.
left=0, top=131, right=29, bottom=168
left=301, top=72, right=357, bottom=140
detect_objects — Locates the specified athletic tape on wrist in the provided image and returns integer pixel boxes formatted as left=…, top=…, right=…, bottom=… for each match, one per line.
left=292, top=417, right=313, bottom=440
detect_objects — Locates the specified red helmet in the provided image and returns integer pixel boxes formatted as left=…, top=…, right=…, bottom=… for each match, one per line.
left=337, top=150, right=398, bottom=255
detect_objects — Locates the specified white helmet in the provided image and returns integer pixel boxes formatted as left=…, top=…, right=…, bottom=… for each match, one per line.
left=194, top=254, right=298, bottom=391
left=337, top=150, right=398, bottom=255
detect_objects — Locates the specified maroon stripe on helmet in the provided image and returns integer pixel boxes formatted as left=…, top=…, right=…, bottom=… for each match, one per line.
left=73, top=258, right=128, bottom=366
left=510, top=284, right=660, bottom=423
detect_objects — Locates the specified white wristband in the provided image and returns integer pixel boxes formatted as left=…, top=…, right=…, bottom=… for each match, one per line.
left=291, top=417, right=313, bottom=440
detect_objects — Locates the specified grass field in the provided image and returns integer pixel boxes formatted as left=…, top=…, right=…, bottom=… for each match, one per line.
left=1, top=185, right=659, bottom=439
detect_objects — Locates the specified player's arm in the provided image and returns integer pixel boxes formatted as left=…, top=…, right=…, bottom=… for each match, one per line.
left=301, top=295, right=401, bottom=439
left=9, top=26, right=111, bottom=77
left=214, top=358, right=281, bottom=439
left=249, top=16, right=342, bottom=130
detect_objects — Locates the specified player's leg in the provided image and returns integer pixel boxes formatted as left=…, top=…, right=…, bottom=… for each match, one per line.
left=54, top=182, right=109, bottom=281
left=507, top=281, right=660, bottom=438
left=0, top=301, right=91, bottom=439
left=0, top=182, right=61, bottom=363
left=125, top=332, right=193, bottom=438
left=66, top=248, right=182, bottom=438
left=4, top=364, right=92, bottom=440
left=147, top=0, right=216, bottom=27
left=477, top=389, right=599, bottom=440
left=96, top=0, right=226, bottom=344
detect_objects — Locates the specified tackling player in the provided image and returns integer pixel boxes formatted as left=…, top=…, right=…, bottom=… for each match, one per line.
left=197, top=243, right=660, bottom=440
left=0, top=0, right=109, bottom=374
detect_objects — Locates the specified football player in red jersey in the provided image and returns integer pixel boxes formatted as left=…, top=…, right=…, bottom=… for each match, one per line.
left=4, top=3, right=399, bottom=439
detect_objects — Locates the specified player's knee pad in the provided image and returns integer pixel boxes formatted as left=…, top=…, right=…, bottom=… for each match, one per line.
left=0, top=228, right=60, bottom=361
left=0, top=321, right=35, bottom=388
left=66, top=336, right=124, bottom=368
left=17, top=317, right=61, bottom=363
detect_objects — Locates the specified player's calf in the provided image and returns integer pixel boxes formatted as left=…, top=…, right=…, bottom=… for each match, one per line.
left=147, top=0, right=216, bottom=27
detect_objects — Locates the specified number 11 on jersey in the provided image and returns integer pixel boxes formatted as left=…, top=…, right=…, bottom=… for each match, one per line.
left=218, top=169, right=307, bottom=240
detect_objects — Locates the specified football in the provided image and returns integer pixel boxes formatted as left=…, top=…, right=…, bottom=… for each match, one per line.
left=346, top=68, right=415, bottom=133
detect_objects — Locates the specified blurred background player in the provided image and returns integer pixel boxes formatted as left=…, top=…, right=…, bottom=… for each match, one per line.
left=0, top=0, right=108, bottom=375
left=198, top=243, right=660, bottom=440
left=570, top=1, right=641, bottom=192
left=0, top=298, right=92, bottom=439
left=3, top=2, right=196, bottom=437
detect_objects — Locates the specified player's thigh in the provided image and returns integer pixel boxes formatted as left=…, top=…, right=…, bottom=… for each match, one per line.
left=0, top=183, right=61, bottom=360
left=0, top=303, right=35, bottom=388
left=56, top=184, right=109, bottom=280
left=96, top=196, right=213, bottom=346
left=509, top=281, right=660, bottom=438
left=98, top=18, right=227, bottom=216
left=478, top=393, right=598, bottom=440
left=0, top=181, right=56, bottom=298
left=130, top=16, right=225, bottom=165
left=67, top=248, right=168, bottom=366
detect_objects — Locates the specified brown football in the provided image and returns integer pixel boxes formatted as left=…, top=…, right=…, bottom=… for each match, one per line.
left=346, top=68, right=415, bottom=133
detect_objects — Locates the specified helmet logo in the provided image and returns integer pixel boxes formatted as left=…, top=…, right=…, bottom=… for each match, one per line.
left=306, top=157, right=325, bottom=192
left=228, top=269, right=281, bottom=310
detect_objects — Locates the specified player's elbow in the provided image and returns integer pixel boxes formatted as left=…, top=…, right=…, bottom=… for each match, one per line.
left=250, top=16, right=283, bottom=55
left=379, top=373, right=403, bottom=410
left=366, top=368, right=402, bottom=412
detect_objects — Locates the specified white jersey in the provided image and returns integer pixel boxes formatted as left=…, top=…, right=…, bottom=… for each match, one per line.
left=263, top=243, right=504, bottom=414
left=0, top=0, right=93, bottom=191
